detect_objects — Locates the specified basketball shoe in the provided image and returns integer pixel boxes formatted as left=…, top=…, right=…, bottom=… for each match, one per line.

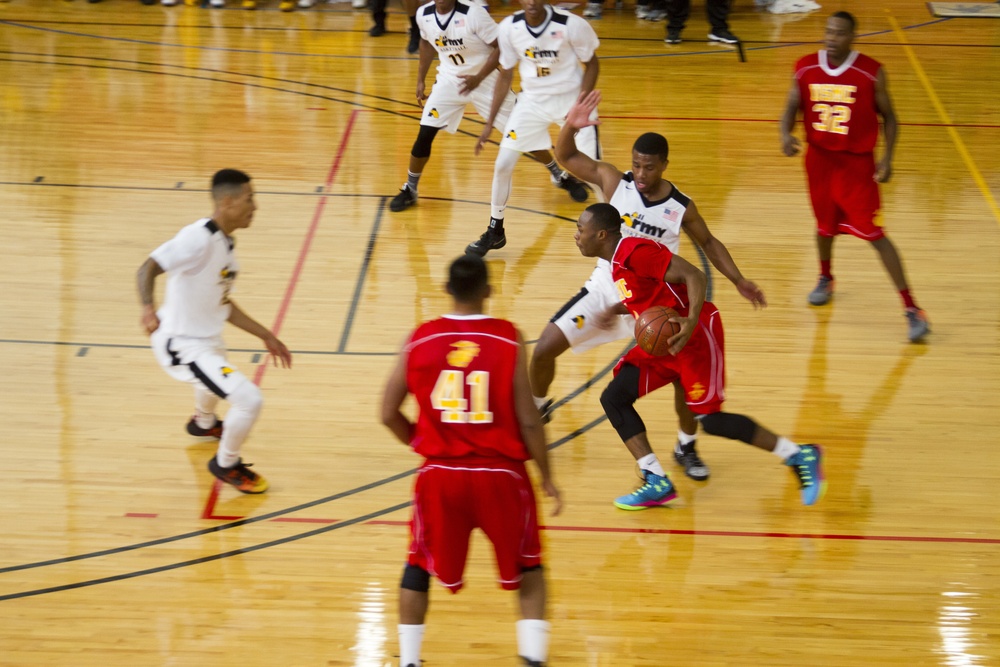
left=521, top=659, right=545, bottom=667
left=465, top=220, right=506, bottom=256
left=665, top=28, right=682, bottom=43
left=242, top=0, right=256, bottom=8
left=390, top=184, right=418, bottom=212
left=538, top=398, right=554, bottom=425
left=614, top=470, right=676, bottom=510
left=708, top=29, right=739, bottom=44
left=905, top=308, right=930, bottom=343
left=186, top=416, right=223, bottom=439
left=582, top=2, right=602, bottom=18
left=208, top=457, right=269, bottom=494
left=808, top=275, right=834, bottom=306
left=784, top=444, right=825, bottom=505
left=408, top=27, right=421, bottom=54
left=552, top=171, right=589, bottom=202
left=674, top=441, right=709, bottom=481
left=279, top=0, right=295, bottom=9
left=298, top=0, right=315, bottom=6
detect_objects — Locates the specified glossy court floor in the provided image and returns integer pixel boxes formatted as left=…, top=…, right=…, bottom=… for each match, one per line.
left=0, top=0, right=998, bottom=665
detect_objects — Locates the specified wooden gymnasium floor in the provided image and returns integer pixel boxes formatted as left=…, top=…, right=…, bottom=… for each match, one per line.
left=1, top=1, right=999, bottom=665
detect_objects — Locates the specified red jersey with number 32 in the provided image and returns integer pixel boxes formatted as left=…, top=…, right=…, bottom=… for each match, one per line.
left=611, top=237, right=693, bottom=318
left=795, top=50, right=881, bottom=154
left=405, top=315, right=528, bottom=462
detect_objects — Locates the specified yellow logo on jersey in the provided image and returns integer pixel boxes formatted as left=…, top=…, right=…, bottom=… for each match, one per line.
left=220, top=366, right=234, bottom=377
left=220, top=267, right=232, bottom=278
left=506, top=129, right=517, bottom=140
left=573, top=315, right=585, bottom=329
left=615, top=278, right=632, bottom=301
left=524, top=47, right=559, bottom=60
left=687, top=382, right=706, bottom=401
left=446, top=341, right=480, bottom=368
left=428, top=108, right=440, bottom=118
left=808, top=84, right=857, bottom=104
left=621, top=212, right=640, bottom=228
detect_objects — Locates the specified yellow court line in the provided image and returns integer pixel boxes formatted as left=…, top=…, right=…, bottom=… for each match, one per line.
left=886, top=12, right=1000, bottom=227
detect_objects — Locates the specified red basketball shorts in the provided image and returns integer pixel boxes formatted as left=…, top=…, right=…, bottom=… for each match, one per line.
left=805, top=145, right=885, bottom=241
left=408, top=460, right=542, bottom=592
left=615, top=303, right=726, bottom=415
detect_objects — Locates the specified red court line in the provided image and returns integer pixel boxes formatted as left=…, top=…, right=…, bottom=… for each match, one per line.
left=599, top=115, right=1000, bottom=129
left=201, top=110, right=360, bottom=521
left=365, top=520, right=999, bottom=545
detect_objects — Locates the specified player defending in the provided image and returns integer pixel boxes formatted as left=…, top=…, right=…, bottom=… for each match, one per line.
left=576, top=204, right=825, bottom=509
left=381, top=254, right=561, bottom=667
left=389, top=0, right=589, bottom=213
left=136, top=169, right=292, bottom=494
left=535, top=89, right=767, bottom=481
left=466, top=0, right=600, bottom=256
left=780, top=11, right=929, bottom=343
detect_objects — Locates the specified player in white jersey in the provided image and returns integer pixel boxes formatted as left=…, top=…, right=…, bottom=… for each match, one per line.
left=389, top=0, right=588, bottom=213
left=136, top=169, right=292, bottom=494
left=465, top=0, right=600, bottom=256
left=534, top=90, right=767, bottom=481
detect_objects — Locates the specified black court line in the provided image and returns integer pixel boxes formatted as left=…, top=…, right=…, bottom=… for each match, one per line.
left=339, top=197, right=386, bottom=353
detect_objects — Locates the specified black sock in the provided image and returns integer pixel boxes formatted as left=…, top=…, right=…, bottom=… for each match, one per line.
left=489, top=216, right=504, bottom=233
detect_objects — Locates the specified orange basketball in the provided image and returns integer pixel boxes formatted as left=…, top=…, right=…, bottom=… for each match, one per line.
left=634, top=306, right=681, bottom=356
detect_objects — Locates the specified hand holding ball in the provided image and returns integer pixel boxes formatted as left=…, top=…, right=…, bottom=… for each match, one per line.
left=634, top=306, right=681, bottom=356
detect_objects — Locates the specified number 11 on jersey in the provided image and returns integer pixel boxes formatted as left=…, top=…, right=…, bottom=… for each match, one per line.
left=430, top=370, right=494, bottom=423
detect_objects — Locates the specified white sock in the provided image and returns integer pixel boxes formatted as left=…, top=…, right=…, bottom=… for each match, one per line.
left=398, top=624, right=425, bottom=667
left=636, top=453, right=666, bottom=477
left=533, top=395, right=549, bottom=410
left=677, top=429, right=697, bottom=448
left=773, top=436, right=801, bottom=461
left=516, top=619, right=550, bottom=663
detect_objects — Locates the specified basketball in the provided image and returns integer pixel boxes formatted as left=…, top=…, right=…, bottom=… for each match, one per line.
left=634, top=306, right=681, bottom=356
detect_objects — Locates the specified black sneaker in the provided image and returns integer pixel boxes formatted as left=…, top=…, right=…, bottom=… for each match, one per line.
left=665, top=28, right=682, bottom=44
left=407, top=27, right=420, bottom=54
left=521, top=659, right=545, bottom=667
left=552, top=171, right=589, bottom=203
left=207, top=457, right=269, bottom=494
left=369, top=23, right=386, bottom=37
left=465, top=225, right=506, bottom=256
left=186, top=416, right=223, bottom=439
left=674, top=443, right=710, bottom=481
left=708, top=29, right=739, bottom=44
left=389, top=184, right=417, bottom=212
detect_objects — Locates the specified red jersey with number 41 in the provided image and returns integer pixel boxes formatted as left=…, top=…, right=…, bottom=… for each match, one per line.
left=405, top=315, right=529, bottom=462
left=795, top=50, right=882, bottom=154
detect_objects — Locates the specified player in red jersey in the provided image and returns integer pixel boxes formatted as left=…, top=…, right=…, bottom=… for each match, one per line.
left=381, top=254, right=562, bottom=667
left=780, top=11, right=929, bottom=343
left=576, top=203, right=826, bottom=510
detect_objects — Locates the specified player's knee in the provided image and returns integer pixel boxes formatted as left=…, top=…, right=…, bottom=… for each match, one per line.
left=532, top=325, right=568, bottom=362
left=494, top=147, right=520, bottom=178
left=228, top=380, right=263, bottom=416
left=400, top=564, right=430, bottom=592
left=697, top=411, right=757, bottom=444
left=411, top=125, right=439, bottom=159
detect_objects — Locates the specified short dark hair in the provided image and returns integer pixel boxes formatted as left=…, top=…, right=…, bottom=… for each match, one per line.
left=211, top=169, right=251, bottom=199
left=831, top=11, right=856, bottom=32
left=632, top=132, right=669, bottom=161
left=585, top=203, right=622, bottom=233
left=447, top=254, right=489, bottom=302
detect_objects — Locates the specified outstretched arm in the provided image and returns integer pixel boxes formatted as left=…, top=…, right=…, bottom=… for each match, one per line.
left=554, top=90, right=623, bottom=198
left=874, top=68, right=897, bottom=183
left=662, top=254, right=707, bottom=356
left=137, top=257, right=165, bottom=334
left=513, top=331, right=561, bottom=516
left=780, top=75, right=802, bottom=157
left=227, top=301, right=292, bottom=368
left=681, top=201, right=766, bottom=308
left=475, top=66, right=515, bottom=155
left=381, top=347, right=413, bottom=446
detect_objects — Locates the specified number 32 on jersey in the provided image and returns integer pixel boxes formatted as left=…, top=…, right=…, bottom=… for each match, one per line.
left=430, top=370, right=493, bottom=423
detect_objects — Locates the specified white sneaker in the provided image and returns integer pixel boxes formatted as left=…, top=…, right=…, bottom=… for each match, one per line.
left=352, top=0, right=367, bottom=7
left=162, top=0, right=178, bottom=5
left=298, top=0, right=315, bottom=6
left=210, top=0, right=224, bottom=6
left=635, top=4, right=649, bottom=17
